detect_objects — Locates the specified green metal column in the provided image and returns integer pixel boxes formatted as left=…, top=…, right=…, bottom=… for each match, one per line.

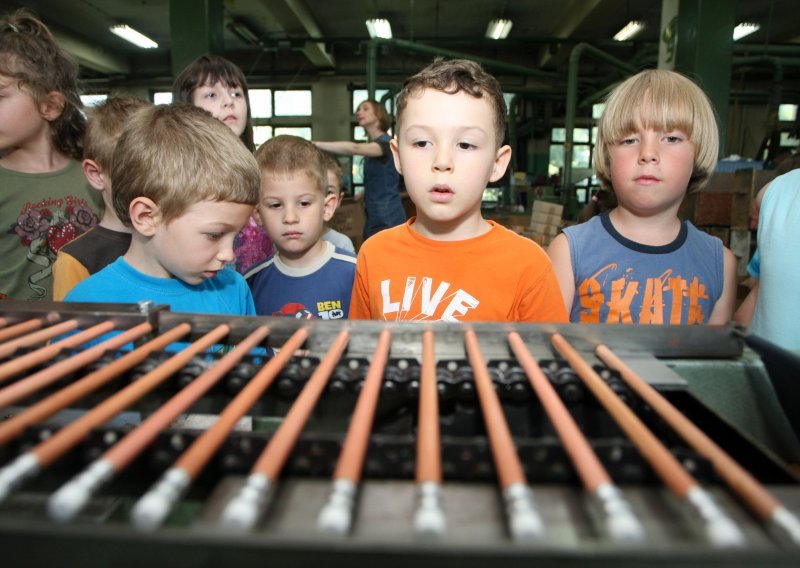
left=169, top=0, right=224, bottom=79
left=673, top=0, right=735, bottom=158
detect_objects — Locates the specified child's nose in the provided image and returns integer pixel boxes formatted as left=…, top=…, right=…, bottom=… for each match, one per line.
left=433, top=147, right=453, bottom=172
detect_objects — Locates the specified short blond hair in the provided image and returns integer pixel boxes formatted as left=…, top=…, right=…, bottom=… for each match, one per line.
left=595, top=69, right=719, bottom=194
left=111, top=103, right=261, bottom=227
left=320, top=151, right=343, bottom=194
left=255, top=135, right=327, bottom=195
left=84, top=96, right=151, bottom=170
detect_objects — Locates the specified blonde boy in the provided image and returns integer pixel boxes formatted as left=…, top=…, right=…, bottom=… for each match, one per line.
left=349, top=58, right=567, bottom=322
left=547, top=69, right=737, bottom=324
left=245, top=135, right=357, bottom=319
left=52, top=96, right=151, bottom=300
left=320, top=151, right=356, bottom=253
left=65, top=103, right=260, bottom=318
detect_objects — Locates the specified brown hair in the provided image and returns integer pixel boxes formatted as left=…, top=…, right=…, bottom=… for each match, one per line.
left=111, top=103, right=261, bottom=227
left=84, top=96, right=151, bottom=170
left=0, top=9, right=85, bottom=160
left=254, top=135, right=327, bottom=195
left=396, top=57, right=507, bottom=147
left=595, top=69, right=719, bottom=194
left=358, top=99, right=392, bottom=132
left=173, top=54, right=255, bottom=152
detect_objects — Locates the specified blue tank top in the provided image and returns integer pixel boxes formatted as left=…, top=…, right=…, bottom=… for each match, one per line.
left=563, top=212, right=723, bottom=324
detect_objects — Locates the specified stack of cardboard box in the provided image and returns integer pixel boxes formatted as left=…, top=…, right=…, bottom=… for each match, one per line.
left=527, top=200, right=564, bottom=247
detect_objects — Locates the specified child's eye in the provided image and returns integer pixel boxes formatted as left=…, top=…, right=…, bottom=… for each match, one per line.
left=299, top=200, right=313, bottom=207
left=664, top=134, right=683, bottom=143
left=231, top=90, right=244, bottom=98
left=619, top=136, right=637, bottom=145
left=205, top=232, right=223, bottom=241
left=411, top=140, right=430, bottom=148
left=457, top=142, right=476, bottom=150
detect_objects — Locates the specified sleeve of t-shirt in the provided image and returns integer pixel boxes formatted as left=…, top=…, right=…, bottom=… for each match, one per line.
left=52, top=251, right=90, bottom=301
left=516, top=250, right=569, bottom=323
left=348, top=253, right=372, bottom=319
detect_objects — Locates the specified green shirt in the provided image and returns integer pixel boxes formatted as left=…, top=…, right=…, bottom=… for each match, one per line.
left=0, top=160, right=103, bottom=300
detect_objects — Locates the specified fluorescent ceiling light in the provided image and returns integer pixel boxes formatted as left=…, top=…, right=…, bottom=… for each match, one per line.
left=110, top=24, right=158, bottom=49
left=733, top=22, right=760, bottom=41
left=613, top=20, right=644, bottom=42
left=366, top=18, right=392, bottom=39
left=485, top=18, right=513, bottom=40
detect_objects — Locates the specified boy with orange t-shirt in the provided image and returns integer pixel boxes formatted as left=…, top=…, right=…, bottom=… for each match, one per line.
left=348, top=58, right=567, bottom=322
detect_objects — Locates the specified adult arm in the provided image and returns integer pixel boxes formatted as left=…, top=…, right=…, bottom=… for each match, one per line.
left=733, top=279, right=759, bottom=329
left=313, top=140, right=385, bottom=158
left=708, top=246, right=738, bottom=325
left=546, top=233, right=575, bottom=315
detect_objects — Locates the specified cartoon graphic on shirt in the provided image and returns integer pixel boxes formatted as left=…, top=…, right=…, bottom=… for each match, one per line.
left=380, top=276, right=480, bottom=321
left=9, top=197, right=97, bottom=298
left=575, top=264, right=709, bottom=324
left=273, top=299, right=346, bottom=319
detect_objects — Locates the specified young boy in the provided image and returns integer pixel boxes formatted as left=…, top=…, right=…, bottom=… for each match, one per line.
left=320, top=151, right=356, bottom=254
left=348, top=58, right=567, bottom=322
left=547, top=69, right=737, bottom=325
left=65, top=103, right=261, bottom=317
left=52, top=96, right=151, bottom=301
left=245, top=135, right=357, bottom=319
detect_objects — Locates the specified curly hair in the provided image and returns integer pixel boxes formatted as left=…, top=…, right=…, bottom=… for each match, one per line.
left=0, top=9, right=86, bottom=160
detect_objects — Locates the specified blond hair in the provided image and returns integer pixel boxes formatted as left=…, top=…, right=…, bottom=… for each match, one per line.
left=320, top=151, right=343, bottom=194
left=396, top=57, right=507, bottom=147
left=84, top=96, right=151, bottom=170
left=595, top=69, right=719, bottom=194
left=111, top=103, right=261, bottom=227
left=255, top=135, right=327, bottom=195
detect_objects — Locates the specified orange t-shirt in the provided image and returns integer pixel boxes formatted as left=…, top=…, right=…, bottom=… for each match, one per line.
left=349, top=219, right=568, bottom=322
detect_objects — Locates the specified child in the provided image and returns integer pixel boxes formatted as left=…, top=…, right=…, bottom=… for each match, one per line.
left=547, top=69, right=737, bottom=325
left=52, top=96, right=151, bottom=300
left=349, top=58, right=567, bottom=322
left=0, top=10, right=104, bottom=300
left=65, top=103, right=261, bottom=319
left=173, top=54, right=273, bottom=273
left=320, top=151, right=356, bottom=253
left=245, top=135, right=357, bottom=319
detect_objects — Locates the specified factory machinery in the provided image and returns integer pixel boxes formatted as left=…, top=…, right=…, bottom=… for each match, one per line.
left=0, top=300, right=798, bottom=567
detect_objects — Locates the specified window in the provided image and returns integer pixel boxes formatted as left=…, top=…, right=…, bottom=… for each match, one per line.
left=153, top=91, right=172, bottom=105
left=548, top=123, right=599, bottom=203
left=81, top=94, right=107, bottom=107
left=779, top=104, right=798, bottom=122
left=249, top=88, right=312, bottom=147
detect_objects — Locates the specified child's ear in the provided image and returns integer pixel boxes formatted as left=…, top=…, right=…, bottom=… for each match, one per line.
left=39, top=91, right=66, bottom=122
left=128, top=197, right=161, bottom=236
left=488, top=144, right=512, bottom=183
left=82, top=159, right=106, bottom=191
left=322, top=192, right=337, bottom=222
left=390, top=137, right=402, bottom=175
left=252, top=207, right=265, bottom=228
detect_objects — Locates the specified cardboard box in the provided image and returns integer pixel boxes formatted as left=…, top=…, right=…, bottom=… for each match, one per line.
left=327, top=199, right=365, bottom=239
left=531, top=222, right=559, bottom=237
left=530, top=211, right=562, bottom=227
left=531, top=200, right=564, bottom=217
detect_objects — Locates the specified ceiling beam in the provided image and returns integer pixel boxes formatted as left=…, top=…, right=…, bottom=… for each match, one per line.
left=51, top=27, right=131, bottom=75
left=255, top=0, right=335, bottom=69
left=536, top=0, right=606, bottom=68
